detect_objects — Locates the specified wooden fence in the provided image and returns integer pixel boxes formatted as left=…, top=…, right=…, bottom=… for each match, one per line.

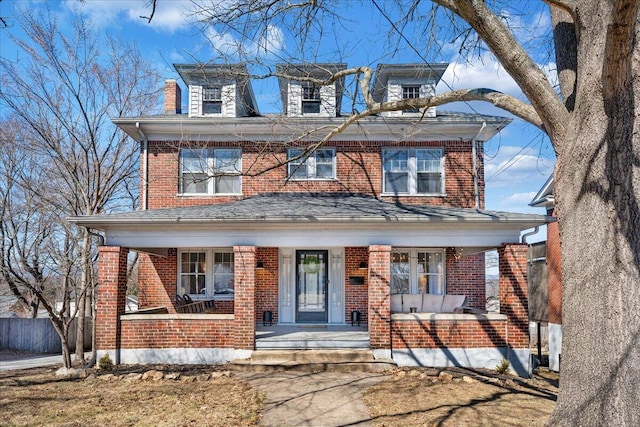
left=0, top=317, right=92, bottom=353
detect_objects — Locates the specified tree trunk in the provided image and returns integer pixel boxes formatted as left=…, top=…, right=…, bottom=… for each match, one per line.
left=549, top=2, right=640, bottom=424
left=75, top=230, right=91, bottom=362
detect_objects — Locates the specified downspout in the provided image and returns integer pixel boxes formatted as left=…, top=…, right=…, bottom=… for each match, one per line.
left=471, top=122, right=486, bottom=209
left=136, top=122, right=148, bottom=211
left=520, top=226, right=539, bottom=377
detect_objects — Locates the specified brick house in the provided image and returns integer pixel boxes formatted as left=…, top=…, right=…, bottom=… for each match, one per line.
left=70, top=62, right=550, bottom=376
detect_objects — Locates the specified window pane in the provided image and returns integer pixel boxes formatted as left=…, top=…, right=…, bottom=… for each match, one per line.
left=215, top=175, right=240, bottom=193
left=384, top=150, right=408, bottom=172
left=302, top=84, right=320, bottom=100
left=316, top=164, right=333, bottom=178
left=214, top=252, right=234, bottom=296
left=302, top=101, right=320, bottom=114
left=203, top=101, right=222, bottom=114
left=180, top=251, right=206, bottom=295
left=181, top=149, right=207, bottom=173
left=203, top=87, right=222, bottom=100
left=390, top=251, right=410, bottom=294
left=417, top=172, right=441, bottom=193
left=416, top=149, right=442, bottom=172
left=417, top=251, right=444, bottom=294
left=385, top=172, right=408, bottom=193
left=214, top=149, right=241, bottom=173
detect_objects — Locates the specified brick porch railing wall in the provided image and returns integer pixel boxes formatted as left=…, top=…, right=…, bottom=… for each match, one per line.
left=446, top=249, right=486, bottom=309
left=138, top=249, right=178, bottom=312
left=391, top=317, right=508, bottom=349
left=368, top=245, right=391, bottom=350
left=96, top=246, right=129, bottom=355
left=120, top=317, right=235, bottom=349
left=498, top=243, right=530, bottom=349
left=234, top=246, right=255, bottom=350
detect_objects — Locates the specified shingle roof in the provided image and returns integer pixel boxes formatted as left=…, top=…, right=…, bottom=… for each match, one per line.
left=69, top=193, right=551, bottom=228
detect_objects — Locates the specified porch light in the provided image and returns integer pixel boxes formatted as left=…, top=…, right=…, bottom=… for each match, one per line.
left=256, top=261, right=265, bottom=269
left=359, top=261, right=368, bottom=269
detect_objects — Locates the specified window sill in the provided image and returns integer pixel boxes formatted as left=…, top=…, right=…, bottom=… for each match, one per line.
left=381, top=193, right=447, bottom=197
left=287, top=178, right=337, bottom=182
left=177, top=193, right=242, bottom=197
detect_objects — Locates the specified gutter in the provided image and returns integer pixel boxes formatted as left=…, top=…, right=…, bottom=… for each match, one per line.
left=471, top=122, right=486, bottom=210
left=136, top=122, right=148, bottom=211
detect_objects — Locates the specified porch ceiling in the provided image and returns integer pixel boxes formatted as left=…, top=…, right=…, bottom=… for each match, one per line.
left=69, top=193, right=551, bottom=249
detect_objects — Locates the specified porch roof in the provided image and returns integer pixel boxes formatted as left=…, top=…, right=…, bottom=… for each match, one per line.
left=70, top=192, right=551, bottom=229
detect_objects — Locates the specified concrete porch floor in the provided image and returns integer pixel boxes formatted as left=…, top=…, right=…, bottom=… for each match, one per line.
left=255, top=324, right=370, bottom=349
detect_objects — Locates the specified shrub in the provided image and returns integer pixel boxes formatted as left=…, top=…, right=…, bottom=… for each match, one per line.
left=98, top=353, right=114, bottom=370
left=496, top=358, right=511, bottom=375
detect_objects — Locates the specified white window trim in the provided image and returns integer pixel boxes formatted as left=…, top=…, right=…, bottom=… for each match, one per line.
left=179, top=148, right=242, bottom=196
left=177, top=248, right=235, bottom=300
left=287, top=148, right=337, bottom=180
left=391, top=248, right=446, bottom=295
left=382, top=147, right=445, bottom=196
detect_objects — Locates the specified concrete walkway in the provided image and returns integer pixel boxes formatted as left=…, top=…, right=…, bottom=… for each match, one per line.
left=238, top=370, right=387, bottom=427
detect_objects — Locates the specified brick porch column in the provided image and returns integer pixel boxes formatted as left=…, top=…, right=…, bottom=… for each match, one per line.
left=234, top=246, right=255, bottom=350
left=96, top=246, right=129, bottom=364
left=368, top=245, right=391, bottom=357
left=498, top=243, right=530, bottom=376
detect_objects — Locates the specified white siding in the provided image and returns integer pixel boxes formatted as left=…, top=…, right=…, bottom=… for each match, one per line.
left=189, top=84, right=202, bottom=117
left=381, top=78, right=437, bottom=118
left=320, top=83, right=337, bottom=117
left=287, top=81, right=301, bottom=116
left=221, top=83, right=236, bottom=117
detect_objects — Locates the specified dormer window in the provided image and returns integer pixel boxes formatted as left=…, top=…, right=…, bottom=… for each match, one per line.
left=302, top=83, right=321, bottom=114
left=402, top=85, right=420, bottom=113
left=203, top=86, right=222, bottom=114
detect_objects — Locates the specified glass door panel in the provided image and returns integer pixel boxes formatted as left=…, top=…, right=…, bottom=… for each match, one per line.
left=296, top=250, right=328, bottom=323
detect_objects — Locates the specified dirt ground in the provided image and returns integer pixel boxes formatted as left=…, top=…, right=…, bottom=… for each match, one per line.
left=0, top=364, right=557, bottom=426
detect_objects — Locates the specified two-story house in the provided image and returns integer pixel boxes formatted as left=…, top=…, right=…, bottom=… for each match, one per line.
left=70, top=62, right=550, bottom=376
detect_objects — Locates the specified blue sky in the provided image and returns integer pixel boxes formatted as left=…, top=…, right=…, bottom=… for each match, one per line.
left=0, top=0, right=555, bottom=227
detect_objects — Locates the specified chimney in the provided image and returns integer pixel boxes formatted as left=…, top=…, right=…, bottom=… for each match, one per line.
left=164, top=79, right=182, bottom=114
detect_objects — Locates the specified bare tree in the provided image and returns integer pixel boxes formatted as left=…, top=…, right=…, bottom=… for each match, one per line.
left=176, top=0, right=639, bottom=424
left=0, top=9, right=160, bottom=368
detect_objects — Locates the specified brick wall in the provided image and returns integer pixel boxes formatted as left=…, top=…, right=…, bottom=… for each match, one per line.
left=96, top=246, right=129, bottom=351
left=120, top=318, right=235, bottom=349
left=345, top=247, right=369, bottom=324
left=233, top=246, right=255, bottom=349
left=498, top=243, right=529, bottom=349
left=255, top=247, right=279, bottom=323
left=138, top=249, right=178, bottom=312
left=368, top=245, right=391, bottom=349
left=446, top=249, right=486, bottom=309
left=143, top=140, right=482, bottom=210
left=391, top=318, right=508, bottom=349
left=546, top=208, right=562, bottom=324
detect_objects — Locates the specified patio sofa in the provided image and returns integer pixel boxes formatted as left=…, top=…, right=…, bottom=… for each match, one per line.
left=391, top=293, right=468, bottom=314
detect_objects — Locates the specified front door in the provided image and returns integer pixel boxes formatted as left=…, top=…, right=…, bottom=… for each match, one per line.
left=296, top=250, right=328, bottom=323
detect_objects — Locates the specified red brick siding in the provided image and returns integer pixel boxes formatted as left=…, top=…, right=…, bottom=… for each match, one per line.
left=233, top=246, right=255, bottom=349
left=255, top=247, right=279, bottom=323
left=445, top=249, right=486, bottom=309
left=368, top=245, right=391, bottom=349
left=391, top=318, right=508, bottom=349
left=144, top=140, right=482, bottom=209
left=96, top=247, right=129, bottom=350
left=498, top=244, right=529, bottom=349
left=138, top=249, right=178, bottom=312
left=120, top=318, right=235, bottom=349
left=345, top=247, right=369, bottom=324
left=547, top=208, right=562, bottom=324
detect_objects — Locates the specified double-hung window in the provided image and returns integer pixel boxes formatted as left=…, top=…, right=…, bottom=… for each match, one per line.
left=302, top=83, right=321, bottom=114
left=402, top=85, right=421, bottom=113
left=180, top=148, right=242, bottom=195
left=203, top=86, right=222, bottom=114
left=179, top=249, right=235, bottom=298
left=288, top=148, right=335, bottom=180
left=383, top=148, right=444, bottom=195
left=391, top=249, right=445, bottom=294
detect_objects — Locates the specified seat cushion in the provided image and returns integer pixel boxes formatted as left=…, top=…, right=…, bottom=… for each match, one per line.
left=441, top=295, right=468, bottom=313
left=390, top=294, right=403, bottom=313
left=403, top=294, right=423, bottom=312
left=422, top=293, right=444, bottom=312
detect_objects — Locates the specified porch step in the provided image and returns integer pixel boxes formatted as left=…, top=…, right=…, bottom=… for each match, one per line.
left=229, top=349, right=397, bottom=373
left=255, top=325, right=370, bottom=350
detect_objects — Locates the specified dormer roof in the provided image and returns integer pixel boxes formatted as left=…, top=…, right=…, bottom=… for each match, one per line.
left=174, top=63, right=259, bottom=116
left=371, top=63, right=449, bottom=102
left=276, top=63, right=347, bottom=116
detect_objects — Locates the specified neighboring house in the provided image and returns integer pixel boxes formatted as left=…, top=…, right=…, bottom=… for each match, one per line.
left=69, top=62, right=550, bottom=377
left=529, top=176, right=562, bottom=372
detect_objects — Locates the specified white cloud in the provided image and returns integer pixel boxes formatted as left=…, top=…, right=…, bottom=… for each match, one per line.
left=505, top=192, right=538, bottom=204
left=485, top=145, right=553, bottom=189
left=63, top=0, right=189, bottom=32
left=437, top=53, right=522, bottom=97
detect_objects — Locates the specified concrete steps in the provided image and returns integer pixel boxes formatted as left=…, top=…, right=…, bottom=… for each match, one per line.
left=255, top=325, right=370, bottom=350
left=229, top=349, right=397, bottom=373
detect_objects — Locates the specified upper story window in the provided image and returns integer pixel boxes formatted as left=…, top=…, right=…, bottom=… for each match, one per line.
left=391, top=249, right=445, bottom=294
left=202, top=86, right=222, bottom=114
left=402, top=85, right=420, bottom=113
left=302, top=83, right=321, bottom=114
left=288, top=148, right=336, bottom=180
left=180, top=148, right=242, bottom=195
left=383, top=148, right=444, bottom=195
